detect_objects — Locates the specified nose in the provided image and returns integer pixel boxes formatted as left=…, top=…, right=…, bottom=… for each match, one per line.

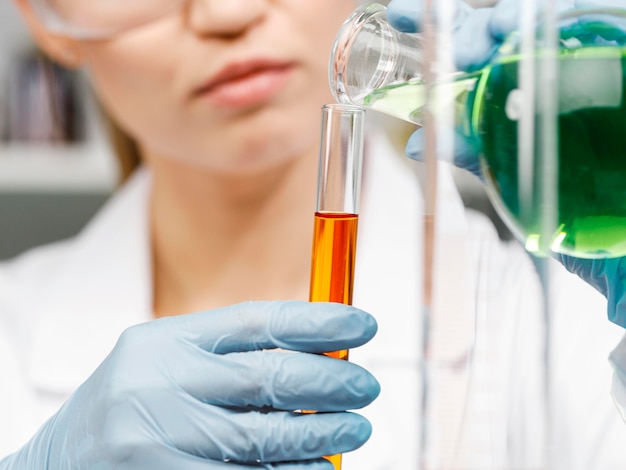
left=186, top=0, right=267, bottom=38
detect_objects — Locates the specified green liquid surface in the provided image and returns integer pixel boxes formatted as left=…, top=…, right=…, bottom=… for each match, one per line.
left=477, top=46, right=626, bottom=258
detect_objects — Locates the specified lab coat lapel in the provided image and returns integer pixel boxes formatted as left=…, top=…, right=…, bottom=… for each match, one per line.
left=27, top=169, right=153, bottom=394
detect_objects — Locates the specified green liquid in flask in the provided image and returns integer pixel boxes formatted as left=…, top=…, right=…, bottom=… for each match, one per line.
left=478, top=46, right=626, bottom=258
left=364, top=46, right=626, bottom=258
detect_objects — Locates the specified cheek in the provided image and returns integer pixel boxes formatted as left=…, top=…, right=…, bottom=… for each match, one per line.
left=83, top=41, right=180, bottom=144
left=304, top=0, right=357, bottom=39
left=294, top=1, right=358, bottom=77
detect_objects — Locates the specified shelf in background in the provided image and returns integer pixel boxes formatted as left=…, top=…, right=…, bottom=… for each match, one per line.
left=0, top=142, right=118, bottom=193
left=1, top=0, right=117, bottom=194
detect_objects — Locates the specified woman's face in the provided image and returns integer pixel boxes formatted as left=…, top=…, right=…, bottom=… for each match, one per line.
left=74, top=0, right=357, bottom=175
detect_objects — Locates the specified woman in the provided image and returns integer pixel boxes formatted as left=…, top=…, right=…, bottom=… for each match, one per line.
left=1, top=0, right=625, bottom=468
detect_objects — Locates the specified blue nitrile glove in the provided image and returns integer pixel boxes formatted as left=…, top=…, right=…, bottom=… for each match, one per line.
left=387, top=0, right=626, bottom=329
left=387, top=0, right=626, bottom=67
left=0, top=301, right=379, bottom=469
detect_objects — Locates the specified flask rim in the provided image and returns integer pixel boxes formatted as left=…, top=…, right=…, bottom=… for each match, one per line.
left=329, top=3, right=393, bottom=106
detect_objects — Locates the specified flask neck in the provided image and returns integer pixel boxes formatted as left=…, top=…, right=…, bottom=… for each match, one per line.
left=360, top=70, right=483, bottom=131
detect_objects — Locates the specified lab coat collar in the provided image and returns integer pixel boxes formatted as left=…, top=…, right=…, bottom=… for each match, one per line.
left=28, top=168, right=153, bottom=394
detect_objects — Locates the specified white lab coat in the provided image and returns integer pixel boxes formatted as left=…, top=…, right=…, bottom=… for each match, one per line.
left=1, top=126, right=626, bottom=469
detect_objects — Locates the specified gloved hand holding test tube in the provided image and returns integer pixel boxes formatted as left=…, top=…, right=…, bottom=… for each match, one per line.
left=0, top=301, right=379, bottom=469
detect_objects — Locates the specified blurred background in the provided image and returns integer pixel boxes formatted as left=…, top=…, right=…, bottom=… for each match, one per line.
left=0, top=1, right=118, bottom=260
left=0, top=0, right=501, bottom=261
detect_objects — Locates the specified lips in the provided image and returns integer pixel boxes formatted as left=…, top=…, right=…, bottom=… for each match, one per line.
left=193, top=59, right=295, bottom=108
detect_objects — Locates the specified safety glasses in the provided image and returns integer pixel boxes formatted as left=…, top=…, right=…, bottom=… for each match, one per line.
left=28, top=0, right=187, bottom=39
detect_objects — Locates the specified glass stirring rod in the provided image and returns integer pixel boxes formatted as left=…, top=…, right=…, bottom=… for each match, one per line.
left=307, top=104, right=365, bottom=469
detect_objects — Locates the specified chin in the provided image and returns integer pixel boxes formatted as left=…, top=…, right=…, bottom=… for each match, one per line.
left=159, top=132, right=317, bottom=177
left=153, top=95, right=324, bottom=174
left=225, top=114, right=319, bottom=168
left=231, top=135, right=317, bottom=174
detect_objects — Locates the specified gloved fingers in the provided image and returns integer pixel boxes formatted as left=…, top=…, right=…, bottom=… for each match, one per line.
left=253, top=461, right=335, bottom=470
left=489, top=0, right=537, bottom=41
left=167, top=406, right=372, bottom=464
left=100, top=390, right=370, bottom=464
left=262, top=462, right=334, bottom=470
left=260, top=459, right=334, bottom=470
left=167, top=300, right=377, bottom=354
left=113, top=445, right=334, bottom=469
left=406, top=127, right=448, bottom=163
left=386, top=0, right=497, bottom=71
left=108, top=447, right=231, bottom=469
left=557, top=254, right=626, bottom=328
left=386, top=0, right=422, bottom=33
left=405, top=127, right=482, bottom=180
left=178, top=349, right=380, bottom=411
left=490, top=0, right=578, bottom=41
left=386, top=0, right=614, bottom=74
left=453, top=8, right=500, bottom=71
left=489, top=0, right=621, bottom=44
left=386, top=0, right=473, bottom=34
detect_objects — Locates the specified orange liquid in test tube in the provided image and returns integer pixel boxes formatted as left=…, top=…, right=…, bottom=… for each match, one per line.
left=309, top=211, right=359, bottom=359
left=307, top=211, right=359, bottom=469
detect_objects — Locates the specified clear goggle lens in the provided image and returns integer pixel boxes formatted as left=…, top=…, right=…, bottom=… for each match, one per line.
left=28, top=0, right=186, bottom=39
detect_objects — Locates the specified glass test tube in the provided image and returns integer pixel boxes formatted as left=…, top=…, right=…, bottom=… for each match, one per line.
left=308, top=103, right=365, bottom=470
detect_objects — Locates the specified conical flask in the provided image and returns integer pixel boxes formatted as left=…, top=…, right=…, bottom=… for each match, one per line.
left=330, top=3, right=626, bottom=259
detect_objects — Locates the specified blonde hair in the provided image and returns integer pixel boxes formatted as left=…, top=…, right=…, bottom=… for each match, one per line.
left=100, top=108, right=142, bottom=185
